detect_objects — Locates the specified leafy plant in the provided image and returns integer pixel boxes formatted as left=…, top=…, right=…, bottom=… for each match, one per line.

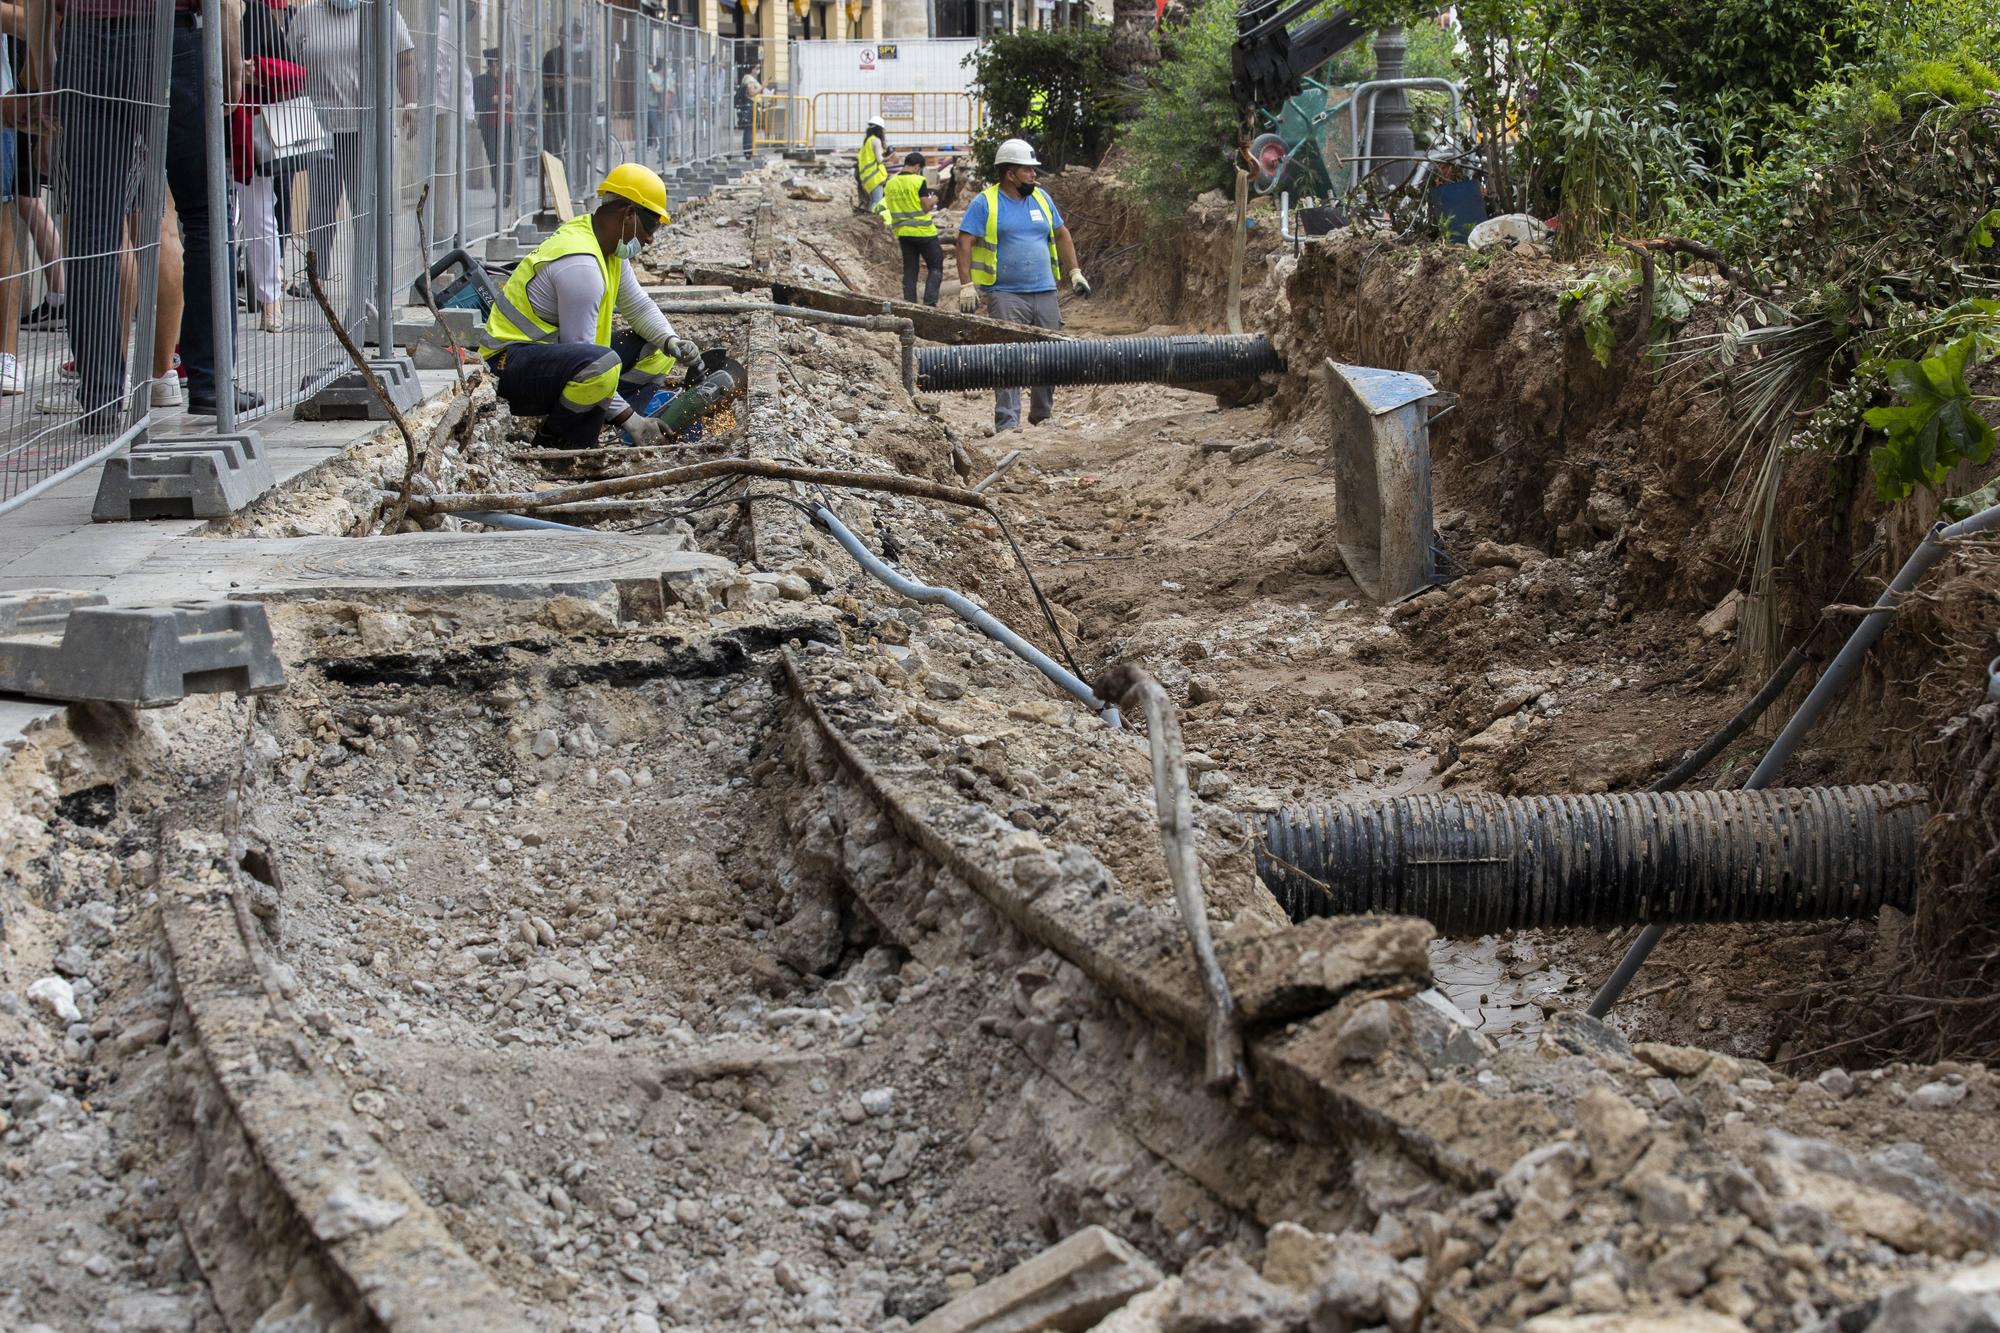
left=962, top=26, right=1117, bottom=176
left=1864, top=331, right=1999, bottom=501
left=1120, top=0, right=1244, bottom=219
left=1534, top=55, right=1709, bottom=253
left=1561, top=260, right=1701, bottom=364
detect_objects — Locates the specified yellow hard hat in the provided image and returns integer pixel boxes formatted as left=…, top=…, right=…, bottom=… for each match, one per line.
left=598, top=163, right=670, bottom=226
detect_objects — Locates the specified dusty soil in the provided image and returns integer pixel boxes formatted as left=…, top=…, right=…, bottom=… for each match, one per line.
left=4, top=157, right=1999, bottom=1333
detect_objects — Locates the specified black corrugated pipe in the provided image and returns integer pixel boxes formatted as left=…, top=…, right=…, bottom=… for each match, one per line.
left=916, top=335, right=1284, bottom=392
left=1253, top=786, right=1925, bottom=934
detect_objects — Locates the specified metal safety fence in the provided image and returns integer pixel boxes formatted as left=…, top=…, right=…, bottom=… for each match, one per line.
left=0, top=0, right=756, bottom=517
left=752, top=93, right=811, bottom=151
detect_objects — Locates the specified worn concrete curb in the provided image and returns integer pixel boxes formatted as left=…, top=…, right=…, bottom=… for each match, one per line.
left=777, top=648, right=1558, bottom=1188
left=161, top=826, right=534, bottom=1331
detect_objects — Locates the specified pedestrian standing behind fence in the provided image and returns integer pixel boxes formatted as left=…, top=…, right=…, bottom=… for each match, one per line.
left=432, top=0, right=476, bottom=222
left=49, top=0, right=259, bottom=425
left=288, top=0, right=417, bottom=332
left=236, top=0, right=303, bottom=334
left=886, top=151, right=941, bottom=307
left=955, top=138, right=1090, bottom=435
left=475, top=46, right=511, bottom=197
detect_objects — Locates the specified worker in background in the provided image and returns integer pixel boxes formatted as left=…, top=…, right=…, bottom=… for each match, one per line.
left=856, top=115, right=891, bottom=224
left=955, top=137, right=1089, bottom=433
left=886, top=151, right=942, bottom=306
left=480, top=164, right=703, bottom=451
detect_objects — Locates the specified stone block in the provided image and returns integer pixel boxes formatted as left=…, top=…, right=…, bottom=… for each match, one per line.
left=295, top=354, right=424, bottom=421
left=0, top=590, right=282, bottom=706
left=911, top=1226, right=1161, bottom=1333
left=91, top=431, right=274, bottom=520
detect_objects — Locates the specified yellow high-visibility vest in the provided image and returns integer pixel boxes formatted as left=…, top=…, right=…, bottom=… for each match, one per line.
left=856, top=134, right=889, bottom=191
left=884, top=172, right=937, bottom=239
left=967, top=184, right=1059, bottom=288
left=481, top=214, right=617, bottom=355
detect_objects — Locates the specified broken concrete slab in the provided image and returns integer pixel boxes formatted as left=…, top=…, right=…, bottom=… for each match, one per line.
left=1217, top=915, right=1433, bottom=1024
left=108, top=530, right=734, bottom=607
left=911, top=1226, right=1162, bottom=1333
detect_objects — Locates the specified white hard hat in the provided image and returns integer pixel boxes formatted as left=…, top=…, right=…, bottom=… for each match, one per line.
left=993, top=138, right=1040, bottom=167
left=866, top=115, right=887, bottom=130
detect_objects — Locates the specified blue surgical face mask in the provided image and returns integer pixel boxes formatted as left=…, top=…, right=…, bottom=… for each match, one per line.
left=614, top=237, right=641, bottom=260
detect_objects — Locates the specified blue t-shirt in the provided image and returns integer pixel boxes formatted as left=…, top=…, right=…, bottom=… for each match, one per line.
left=961, top=187, right=1064, bottom=293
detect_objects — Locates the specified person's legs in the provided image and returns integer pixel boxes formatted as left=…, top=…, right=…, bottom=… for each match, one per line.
left=0, top=132, right=20, bottom=380
left=899, top=237, right=920, bottom=304
left=494, top=341, right=622, bottom=447
left=1025, top=289, right=1063, bottom=424
left=60, top=19, right=149, bottom=425
left=984, top=288, right=1032, bottom=431
left=164, top=21, right=222, bottom=406
left=153, top=204, right=184, bottom=401
left=480, top=124, right=500, bottom=192
left=611, top=327, right=672, bottom=405
left=242, top=175, right=280, bottom=327
left=920, top=237, right=943, bottom=307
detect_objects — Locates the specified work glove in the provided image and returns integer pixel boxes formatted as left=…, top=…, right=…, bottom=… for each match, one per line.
left=958, top=285, right=979, bottom=314
left=623, top=413, right=667, bottom=448
left=666, top=335, right=702, bottom=366
left=1070, top=270, right=1092, bottom=298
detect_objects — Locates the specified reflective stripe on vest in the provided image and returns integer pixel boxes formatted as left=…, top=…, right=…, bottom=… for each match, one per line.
left=884, top=172, right=937, bottom=239
left=857, top=135, right=888, bottom=191
left=968, top=184, right=1059, bottom=288
left=481, top=213, right=619, bottom=357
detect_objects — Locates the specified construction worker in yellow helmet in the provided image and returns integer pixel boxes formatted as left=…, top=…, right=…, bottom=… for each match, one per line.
left=480, top=163, right=702, bottom=450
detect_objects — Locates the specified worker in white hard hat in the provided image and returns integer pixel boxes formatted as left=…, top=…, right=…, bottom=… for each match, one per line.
left=954, top=138, right=1088, bottom=433
left=856, top=115, right=892, bottom=225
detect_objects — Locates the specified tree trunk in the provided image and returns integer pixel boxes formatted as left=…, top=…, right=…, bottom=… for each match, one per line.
left=1105, top=0, right=1159, bottom=78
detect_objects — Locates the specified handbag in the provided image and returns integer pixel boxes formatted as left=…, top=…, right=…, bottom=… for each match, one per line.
left=252, top=95, right=332, bottom=168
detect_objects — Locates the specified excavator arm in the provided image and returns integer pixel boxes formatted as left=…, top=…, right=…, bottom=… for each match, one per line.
left=1230, top=0, right=1366, bottom=129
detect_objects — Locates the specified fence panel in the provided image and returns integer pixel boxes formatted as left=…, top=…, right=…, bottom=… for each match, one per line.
left=752, top=94, right=811, bottom=151
left=0, top=0, right=175, bottom=513
left=809, top=90, right=981, bottom=152
left=0, top=0, right=766, bottom=520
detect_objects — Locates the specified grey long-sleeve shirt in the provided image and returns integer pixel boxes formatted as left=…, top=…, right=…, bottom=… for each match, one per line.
left=523, top=254, right=677, bottom=417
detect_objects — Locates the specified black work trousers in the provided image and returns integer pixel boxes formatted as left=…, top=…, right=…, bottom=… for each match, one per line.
left=898, top=235, right=943, bottom=307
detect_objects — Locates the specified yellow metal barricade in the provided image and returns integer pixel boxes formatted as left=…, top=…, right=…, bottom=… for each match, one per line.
left=809, top=91, right=984, bottom=149
left=753, top=95, right=813, bottom=150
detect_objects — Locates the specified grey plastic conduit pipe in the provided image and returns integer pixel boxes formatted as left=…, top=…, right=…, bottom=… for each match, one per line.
left=656, top=300, right=917, bottom=395
left=453, top=505, right=1119, bottom=729
left=458, top=510, right=593, bottom=533
left=1589, top=498, right=2000, bottom=1017
left=813, top=504, right=1121, bottom=728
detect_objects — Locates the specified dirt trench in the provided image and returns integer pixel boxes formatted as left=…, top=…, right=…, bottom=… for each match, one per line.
left=3, top=161, right=2000, bottom=1333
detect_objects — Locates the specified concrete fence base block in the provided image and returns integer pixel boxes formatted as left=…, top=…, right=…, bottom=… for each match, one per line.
left=0, top=591, right=283, bottom=706
left=912, top=1226, right=1163, bottom=1333
left=91, top=430, right=274, bottom=521
left=295, top=354, right=423, bottom=421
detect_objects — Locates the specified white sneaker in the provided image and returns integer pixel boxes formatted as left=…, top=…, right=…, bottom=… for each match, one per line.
left=150, top=376, right=183, bottom=408
left=0, top=353, right=19, bottom=395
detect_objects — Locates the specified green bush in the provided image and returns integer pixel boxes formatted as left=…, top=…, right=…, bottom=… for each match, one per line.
left=962, top=27, right=1118, bottom=177
left=1528, top=53, right=1710, bottom=253
left=1120, top=0, right=1243, bottom=219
